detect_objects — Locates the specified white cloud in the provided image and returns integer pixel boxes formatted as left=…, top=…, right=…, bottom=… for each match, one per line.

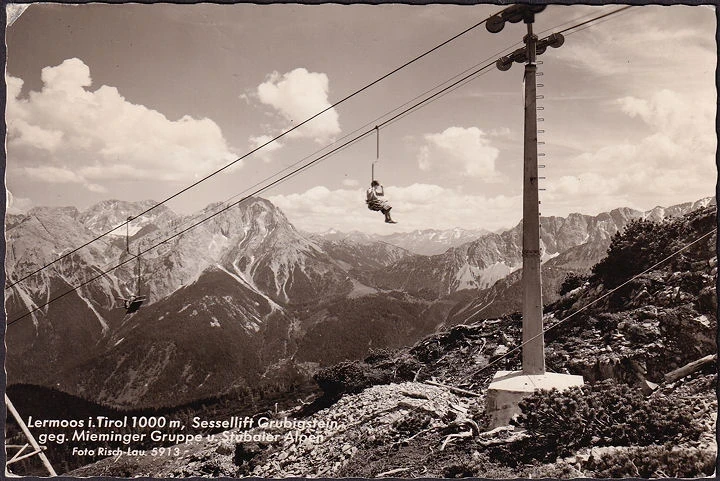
left=417, top=126, right=501, bottom=178
left=249, top=134, right=283, bottom=151
left=6, top=190, right=33, bottom=214
left=617, top=89, right=714, bottom=153
left=488, top=127, right=513, bottom=138
left=24, top=165, right=85, bottom=184
left=342, top=178, right=360, bottom=187
left=256, top=68, right=341, bottom=143
left=11, top=119, right=64, bottom=151
left=248, top=134, right=284, bottom=162
left=268, top=183, right=521, bottom=234
left=22, top=165, right=108, bottom=193
left=41, top=56, right=92, bottom=92
left=553, top=6, right=715, bottom=93
left=6, top=58, right=238, bottom=192
left=544, top=88, right=716, bottom=215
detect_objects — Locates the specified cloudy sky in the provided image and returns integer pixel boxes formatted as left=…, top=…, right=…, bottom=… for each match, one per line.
left=5, top=3, right=716, bottom=234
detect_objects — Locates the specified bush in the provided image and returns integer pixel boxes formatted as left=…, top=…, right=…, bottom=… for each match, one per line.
left=559, top=272, right=589, bottom=296
left=592, top=218, right=681, bottom=288
left=585, top=445, right=716, bottom=478
left=392, top=411, right=431, bottom=435
left=313, top=361, right=391, bottom=399
left=364, top=348, right=393, bottom=364
left=367, top=352, right=423, bottom=382
left=442, top=462, right=475, bottom=478
left=508, top=380, right=706, bottom=461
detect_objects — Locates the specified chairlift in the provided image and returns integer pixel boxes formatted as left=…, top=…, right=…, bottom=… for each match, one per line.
left=365, top=126, right=397, bottom=223
left=366, top=126, right=382, bottom=212
left=116, top=217, right=146, bottom=314
left=118, top=294, right=146, bottom=314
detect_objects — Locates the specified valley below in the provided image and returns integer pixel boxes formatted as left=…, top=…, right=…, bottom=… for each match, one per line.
left=4, top=196, right=717, bottom=477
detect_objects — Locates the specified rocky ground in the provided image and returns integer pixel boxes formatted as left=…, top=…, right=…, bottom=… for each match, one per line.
left=70, top=369, right=716, bottom=478
left=69, top=206, right=718, bottom=478
left=70, top=314, right=717, bottom=478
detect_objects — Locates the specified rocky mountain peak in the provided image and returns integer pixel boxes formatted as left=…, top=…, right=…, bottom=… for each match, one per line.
left=27, top=205, right=81, bottom=220
left=7, top=198, right=717, bottom=479
left=69, top=207, right=718, bottom=476
left=78, top=199, right=177, bottom=236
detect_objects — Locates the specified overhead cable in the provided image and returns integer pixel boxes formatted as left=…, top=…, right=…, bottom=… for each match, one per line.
left=6, top=6, right=640, bottom=325
left=5, top=11, right=497, bottom=291
left=6, top=57, right=503, bottom=326
left=7, top=5, right=635, bottom=290
left=473, top=224, right=717, bottom=376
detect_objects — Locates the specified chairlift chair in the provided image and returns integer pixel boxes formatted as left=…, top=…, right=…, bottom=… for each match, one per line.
left=366, top=126, right=385, bottom=212
left=117, top=295, right=146, bottom=314
left=117, top=225, right=146, bottom=315
left=364, top=127, right=398, bottom=223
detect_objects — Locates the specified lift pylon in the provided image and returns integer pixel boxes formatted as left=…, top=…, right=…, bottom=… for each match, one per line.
left=5, top=394, right=57, bottom=476
left=484, top=3, right=583, bottom=428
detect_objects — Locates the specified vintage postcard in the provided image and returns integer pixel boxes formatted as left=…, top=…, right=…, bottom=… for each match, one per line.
left=4, top=2, right=717, bottom=478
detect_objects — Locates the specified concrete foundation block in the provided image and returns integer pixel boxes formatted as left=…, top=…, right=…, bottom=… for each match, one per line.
left=486, top=370, right=584, bottom=428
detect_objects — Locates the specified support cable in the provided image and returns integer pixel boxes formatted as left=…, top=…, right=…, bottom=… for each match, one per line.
left=378, top=7, right=634, bottom=130
left=10, top=43, right=504, bottom=287
left=6, top=6, right=640, bottom=326
left=6, top=59, right=501, bottom=326
left=557, top=5, right=634, bottom=35
left=472, top=225, right=718, bottom=376
left=5, top=12, right=499, bottom=291
left=7, top=5, right=636, bottom=291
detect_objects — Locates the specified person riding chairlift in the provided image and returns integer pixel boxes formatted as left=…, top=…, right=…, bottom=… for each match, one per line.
left=366, top=180, right=397, bottom=223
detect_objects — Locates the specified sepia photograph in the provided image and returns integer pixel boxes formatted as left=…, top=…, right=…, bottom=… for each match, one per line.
left=4, top=1, right=718, bottom=478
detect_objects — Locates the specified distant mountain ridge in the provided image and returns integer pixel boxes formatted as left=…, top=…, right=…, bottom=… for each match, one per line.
left=70, top=202, right=717, bottom=479
left=365, top=198, right=716, bottom=299
left=5, top=197, right=428, bottom=406
left=314, top=227, right=491, bottom=255
left=5, top=195, right=714, bottom=407
left=78, top=199, right=179, bottom=237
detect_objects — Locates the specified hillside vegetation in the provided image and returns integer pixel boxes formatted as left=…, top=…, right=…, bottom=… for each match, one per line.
left=68, top=205, right=717, bottom=478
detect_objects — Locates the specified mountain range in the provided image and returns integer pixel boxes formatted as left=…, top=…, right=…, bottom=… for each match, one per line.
left=313, top=227, right=491, bottom=256
left=4, top=195, right=714, bottom=407
left=67, top=202, right=717, bottom=478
